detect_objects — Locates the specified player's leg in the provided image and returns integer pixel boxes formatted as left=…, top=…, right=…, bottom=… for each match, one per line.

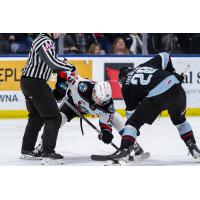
left=20, top=77, right=45, bottom=159
left=59, top=96, right=78, bottom=127
left=121, top=97, right=164, bottom=150
left=33, top=88, right=62, bottom=153
left=20, top=93, right=44, bottom=159
left=168, top=84, right=200, bottom=159
left=112, top=111, right=145, bottom=156
left=36, top=97, right=78, bottom=152
left=22, top=79, right=64, bottom=163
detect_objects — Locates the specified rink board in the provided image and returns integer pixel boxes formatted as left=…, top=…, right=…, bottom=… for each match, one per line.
left=0, top=55, right=200, bottom=118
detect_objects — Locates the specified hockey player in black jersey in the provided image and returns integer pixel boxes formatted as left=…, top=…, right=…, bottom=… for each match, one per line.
left=115, top=52, right=200, bottom=162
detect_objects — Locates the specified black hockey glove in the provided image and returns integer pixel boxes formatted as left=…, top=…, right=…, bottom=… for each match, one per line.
left=174, top=72, right=184, bottom=84
left=98, top=129, right=113, bottom=144
left=53, top=81, right=68, bottom=101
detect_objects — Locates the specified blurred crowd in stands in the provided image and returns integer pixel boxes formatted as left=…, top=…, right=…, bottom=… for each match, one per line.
left=0, top=33, right=200, bottom=54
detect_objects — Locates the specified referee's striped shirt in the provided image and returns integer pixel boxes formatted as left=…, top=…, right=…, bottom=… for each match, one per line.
left=22, top=33, right=74, bottom=81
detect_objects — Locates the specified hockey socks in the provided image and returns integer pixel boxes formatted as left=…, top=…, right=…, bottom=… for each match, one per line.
left=180, top=131, right=196, bottom=147
left=120, top=135, right=135, bottom=150
left=120, top=125, right=137, bottom=149
left=176, top=120, right=196, bottom=147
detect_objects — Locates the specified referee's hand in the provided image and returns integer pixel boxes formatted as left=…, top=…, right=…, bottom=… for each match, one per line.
left=71, top=70, right=78, bottom=79
left=63, top=58, right=76, bottom=72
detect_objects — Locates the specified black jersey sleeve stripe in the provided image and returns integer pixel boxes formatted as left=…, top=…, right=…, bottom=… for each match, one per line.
left=45, top=41, right=73, bottom=67
left=39, top=44, right=73, bottom=71
left=34, top=38, right=50, bottom=52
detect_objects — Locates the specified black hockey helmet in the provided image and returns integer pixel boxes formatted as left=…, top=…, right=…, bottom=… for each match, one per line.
left=118, top=66, right=134, bottom=85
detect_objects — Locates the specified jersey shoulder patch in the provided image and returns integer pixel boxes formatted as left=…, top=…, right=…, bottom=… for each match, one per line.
left=43, top=40, right=54, bottom=50
left=78, top=82, right=88, bottom=93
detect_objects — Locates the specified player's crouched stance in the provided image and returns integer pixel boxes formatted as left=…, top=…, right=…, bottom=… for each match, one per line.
left=113, top=52, right=200, bottom=164
left=53, top=71, right=147, bottom=160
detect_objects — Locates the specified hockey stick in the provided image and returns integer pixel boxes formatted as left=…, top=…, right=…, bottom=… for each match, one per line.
left=62, top=97, right=119, bottom=151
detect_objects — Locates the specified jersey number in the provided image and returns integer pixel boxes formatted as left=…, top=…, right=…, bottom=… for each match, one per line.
left=131, top=67, right=157, bottom=85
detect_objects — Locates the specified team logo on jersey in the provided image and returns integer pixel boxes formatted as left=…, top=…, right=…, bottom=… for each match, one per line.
left=78, top=82, right=88, bottom=93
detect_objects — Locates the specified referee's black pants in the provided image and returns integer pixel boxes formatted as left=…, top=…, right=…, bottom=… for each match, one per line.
left=20, top=76, right=62, bottom=153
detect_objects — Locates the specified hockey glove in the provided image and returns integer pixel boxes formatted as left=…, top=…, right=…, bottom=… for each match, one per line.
left=174, top=72, right=184, bottom=84
left=53, top=82, right=68, bottom=101
left=98, top=129, right=113, bottom=144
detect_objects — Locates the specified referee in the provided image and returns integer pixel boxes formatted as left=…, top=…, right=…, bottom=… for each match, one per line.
left=20, top=33, right=76, bottom=164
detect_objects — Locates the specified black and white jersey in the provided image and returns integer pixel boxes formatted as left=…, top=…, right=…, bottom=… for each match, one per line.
left=62, top=73, right=115, bottom=125
left=22, top=33, right=74, bottom=81
left=122, top=52, right=180, bottom=111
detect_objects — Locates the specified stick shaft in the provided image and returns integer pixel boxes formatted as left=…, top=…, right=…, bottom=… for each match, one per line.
left=62, top=97, right=119, bottom=150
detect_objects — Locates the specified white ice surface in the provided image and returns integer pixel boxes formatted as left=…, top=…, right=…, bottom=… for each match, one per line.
left=0, top=117, right=200, bottom=166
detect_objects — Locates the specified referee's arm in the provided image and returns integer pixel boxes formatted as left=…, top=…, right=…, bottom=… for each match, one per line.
left=37, top=43, right=75, bottom=72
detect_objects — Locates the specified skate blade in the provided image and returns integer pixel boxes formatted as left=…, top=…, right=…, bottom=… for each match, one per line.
left=130, top=152, right=150, bottom=161
left=20, top=154, right=42, bottom=160
left=41, top=158, right=64, bottom=166
left=104, top=158, right=128, bottom=166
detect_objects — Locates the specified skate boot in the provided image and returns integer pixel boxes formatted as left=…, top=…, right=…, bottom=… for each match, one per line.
left=20, top=149, right=42, bottom=160
left=188, top=145, right=200, bottom=159
left=186, top=139, right=200, bottom=159
left=41, top=151, right=64, bottom=165
left=133, top=142, right=144, bottom=156
left=129, top=142, right=150, bottom=161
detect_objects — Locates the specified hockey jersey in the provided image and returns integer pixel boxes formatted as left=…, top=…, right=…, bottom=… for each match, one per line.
left=58, top=72, right=115, bottom=126
left=122, top=52, right=180, bottom=111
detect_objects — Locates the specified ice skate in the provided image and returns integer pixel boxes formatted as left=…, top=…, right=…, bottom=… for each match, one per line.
left=20, top=149, right=42, bottom=160
left=130, top=142, right=150, bottom=161
left=188, top=144, right=200, bottom=159
left=41, top=151, right=64, bottom=165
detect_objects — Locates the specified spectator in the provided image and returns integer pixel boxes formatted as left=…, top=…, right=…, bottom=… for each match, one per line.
left=111, top=37, right=132, bottom=54
left=106, top=33, right=133, bottom=49
left=8, top=33, right=34, bottom=54
left=92, top=33, right=112, bottom=53
left=63, top=33, right=96, bottom=54
left=147, top=33, right=164, bottom=53
left=63, top=33, right=80, bottom=54
left=190, top=34, right=200, bottom=53
left=129, top=33, right=143, bottom=54
left=88, top=43, right=105, bottom=54
left=148, top=33, right=192, bottom=54
left=0, top=34, right=10, bottom=54
left=161, top=34, right=188, bottom=54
